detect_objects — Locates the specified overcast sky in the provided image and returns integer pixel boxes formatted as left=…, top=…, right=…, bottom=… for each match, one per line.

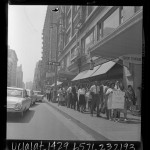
left=8, top=5, right=47, bottom=83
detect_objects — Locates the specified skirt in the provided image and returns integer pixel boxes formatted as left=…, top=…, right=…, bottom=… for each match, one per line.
left=79, top=94, right=86, bottom=106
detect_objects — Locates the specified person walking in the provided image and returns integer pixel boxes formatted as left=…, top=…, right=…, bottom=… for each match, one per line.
left=78, top=85, right=86, bottom=113
left=90, top=81, right=101, bottom=117
left=72, top=85, right=78, bottom=110
left=67, top=84, right=72, bottom=108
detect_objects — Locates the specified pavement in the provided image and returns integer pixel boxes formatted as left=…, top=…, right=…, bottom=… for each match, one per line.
left=44, top=98, right=141, bottom=141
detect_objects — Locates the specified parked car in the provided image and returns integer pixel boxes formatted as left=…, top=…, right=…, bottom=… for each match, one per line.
left=7, top=87, right=31, bottom=117
left=26, top=89, right=35, bottom=106
left=33, top=91, right=44, bottom=102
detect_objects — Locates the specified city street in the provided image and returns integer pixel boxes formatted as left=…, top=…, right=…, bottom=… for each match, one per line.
left=7, top=101, right=95, bottom=141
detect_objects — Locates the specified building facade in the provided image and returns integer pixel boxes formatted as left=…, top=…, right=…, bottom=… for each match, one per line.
left=41, top=5, right=60, bottom=87
left=42, top=6, right=142, bottom=108
left=16, top=65, right=23, bottom=88
left=56, top=6, right=142, bottom=90
left=33, top=60, right=42, bottom=91
left=7, top=48, right=18, bottom=87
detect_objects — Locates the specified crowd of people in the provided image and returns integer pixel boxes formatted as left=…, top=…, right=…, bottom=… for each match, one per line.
left=45, top=80, right=141, bottom=122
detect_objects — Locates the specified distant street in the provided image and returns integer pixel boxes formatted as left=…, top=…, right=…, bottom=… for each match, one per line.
left=7, top=102, right=95, bottom=140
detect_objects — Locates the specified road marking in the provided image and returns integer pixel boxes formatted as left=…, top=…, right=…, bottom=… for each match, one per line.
left=43, top=103, right=95, bottom=141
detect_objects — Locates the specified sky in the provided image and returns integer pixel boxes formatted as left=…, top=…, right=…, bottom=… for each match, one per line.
left=8, top=5, right=47, bottom=83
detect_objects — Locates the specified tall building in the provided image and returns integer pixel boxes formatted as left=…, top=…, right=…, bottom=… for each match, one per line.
left=33, top=60, right=42, bottom=91
left=7, top=48, right=18, bottom=87
left=41, top=6, right=61, bottom=87
left=16, top=65, right=23, bottom=88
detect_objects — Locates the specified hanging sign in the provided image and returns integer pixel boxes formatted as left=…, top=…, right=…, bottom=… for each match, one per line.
left=120, top=54, right=142, bottom=64
left=111, top=90, right=125, bottom=109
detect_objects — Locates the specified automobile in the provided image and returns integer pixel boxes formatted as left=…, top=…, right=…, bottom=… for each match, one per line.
left=7, top=87, right=31, bottom=117
left=33, top=91, right=44, bottom=102
left=26, top=89, right=35, bottom=106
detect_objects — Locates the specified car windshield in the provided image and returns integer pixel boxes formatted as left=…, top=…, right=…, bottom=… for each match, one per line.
left=7, top=89, right=23, bottom=97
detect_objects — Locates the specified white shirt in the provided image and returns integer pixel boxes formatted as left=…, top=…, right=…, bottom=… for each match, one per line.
left=90, top=85, right=100, bottom=94
left=67, top=86, right=72, bottom=93
left=78, top=88, right=85, bottom=100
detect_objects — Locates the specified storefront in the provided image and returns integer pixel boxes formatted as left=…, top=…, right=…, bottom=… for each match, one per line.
left=89, top=9, right=142, bottom=110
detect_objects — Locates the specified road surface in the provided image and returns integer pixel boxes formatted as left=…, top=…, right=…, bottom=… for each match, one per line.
left=7, top=102, right=95, bottom=140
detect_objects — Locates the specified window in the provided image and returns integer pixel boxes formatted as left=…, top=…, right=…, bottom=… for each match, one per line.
left=97, top=23, right=102, bottom=41
left=103, top=8, right=120, bottom=37
left=7, top=89, right=23, bottom=98
left=134, top=6, right=142, bottom=13
left=66, top=29, right=71, bottom=44
left=84, top=31, right=94, bottom=54
left=122, top=6, right=135, bottom=22
left=71, top=46, right=78, bottom=60
left=66, top=53, right=70, bottom=67
left=86, top=6, right=94, bottom=17
left=66, top=11, right=71, bottom=28
left=120, top=6, right=124, bottom=24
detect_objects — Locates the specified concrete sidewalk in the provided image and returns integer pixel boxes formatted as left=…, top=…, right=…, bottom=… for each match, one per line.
left=44, top=99, right=141, bottom=141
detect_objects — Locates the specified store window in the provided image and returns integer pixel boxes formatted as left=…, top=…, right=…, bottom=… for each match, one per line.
left=103, top=8, right=120, bottom=37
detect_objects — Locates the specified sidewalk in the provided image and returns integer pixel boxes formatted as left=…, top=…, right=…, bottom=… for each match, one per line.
left=44, top=98, right=141, bottom=141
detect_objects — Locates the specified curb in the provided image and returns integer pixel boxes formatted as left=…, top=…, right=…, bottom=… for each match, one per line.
left=45, top=100, right=110, bottom=141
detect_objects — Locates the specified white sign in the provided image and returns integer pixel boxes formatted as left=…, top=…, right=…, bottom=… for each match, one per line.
left=120, top=54, right=142, bottom=64
left=111, top=90, right=125, bottom=109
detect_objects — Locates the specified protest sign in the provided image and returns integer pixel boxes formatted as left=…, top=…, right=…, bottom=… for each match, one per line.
left=111, top=90, right=125, bottom=109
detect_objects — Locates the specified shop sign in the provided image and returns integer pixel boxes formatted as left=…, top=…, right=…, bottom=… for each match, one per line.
left=111, top=90, right=125, bottom=109
left=120, top=54, right=142, bottom=64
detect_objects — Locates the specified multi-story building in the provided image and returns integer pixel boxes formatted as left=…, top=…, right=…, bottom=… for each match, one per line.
left=7, top=48, right=18, bottom=87
left=33, top=60, right=42, bottom=91
left=16, top=65, right=23, bottom=88
left=41, top=5, right=60, bottom=86
left=56, top=6, right=142, bottom=91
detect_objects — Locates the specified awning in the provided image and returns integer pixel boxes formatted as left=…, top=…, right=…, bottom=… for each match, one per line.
left=90, top=10, right=142, bottom=58
left=79, top=65, right=101, bottom=79
left=72, top=70, right=89, bottom=81
left=91, top=60, right=118, bottom=77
